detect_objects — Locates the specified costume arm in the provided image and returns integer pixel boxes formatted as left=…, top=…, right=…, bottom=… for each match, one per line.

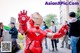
left=18, top=10, right=30, bottom=34
left=46, top=24, right=69, bottom=39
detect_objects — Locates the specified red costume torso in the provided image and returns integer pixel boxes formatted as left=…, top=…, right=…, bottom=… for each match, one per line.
left=24, top=27, right=47, bottom=53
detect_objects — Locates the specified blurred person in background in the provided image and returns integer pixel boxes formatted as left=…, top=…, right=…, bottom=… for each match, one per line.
left=76, top=16, right=80, bottom=53
left=0, top=22, right=3, bottom=47
left=41, top=21, right=48, bottom=49
left=68, top=12, right=80, bottom=53
left=41, top=21, right=48, bottom=30
left=77, top=37, right=80, bottom=53
left=49, top=21, right=58, bottom=51
left=61, top=21, right=69, bottom=48
left=9, top=22, right=18, bottom=43
left=12, top=40, right=20, bottom=53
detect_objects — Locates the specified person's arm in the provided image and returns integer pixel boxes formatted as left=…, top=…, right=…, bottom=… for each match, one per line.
left=9, top=30, right=14, bottom=34
left=9, top=28, right=18, bottom=34
left=46, top=24, right=69, bottom=39
left=18, top=10, right=30, bottom=35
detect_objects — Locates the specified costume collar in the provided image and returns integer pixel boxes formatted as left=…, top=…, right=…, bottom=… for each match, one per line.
left=69, top=18, right=77, bottom=23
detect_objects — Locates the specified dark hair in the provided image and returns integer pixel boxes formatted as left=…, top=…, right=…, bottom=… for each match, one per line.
left=65, top=21, right=67, bottom=23
left=11, top=22, right=15, bottom=25
left=43, top=21, right=45, bottom=23
left=43, top=21, right=46, bottom=26
left=69, top=12, right=76, bottom=17
left=0, top=22, right=3, bottom=28
left=51, top=21, right=54, bottom=24
left=43, top=21, right=48, bottom=29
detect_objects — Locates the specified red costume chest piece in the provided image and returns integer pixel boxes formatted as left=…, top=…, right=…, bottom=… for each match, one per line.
left=24, top=26, right=47, bottom=53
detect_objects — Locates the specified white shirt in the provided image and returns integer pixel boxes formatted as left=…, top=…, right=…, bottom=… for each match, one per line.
left=49, top=25, right=56, bottom=33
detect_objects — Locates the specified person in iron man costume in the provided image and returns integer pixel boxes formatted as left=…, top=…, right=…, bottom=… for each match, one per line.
left=18, top=10, right=69, bottom=53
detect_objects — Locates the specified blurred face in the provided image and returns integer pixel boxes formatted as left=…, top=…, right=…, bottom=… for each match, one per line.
left=50, top=22, right=54, bottom=26
left=65, top=21, right=68, bottom=24
left=10, top=24, right=15, bottom=28
left=31, top=12, right=43, bottom=26
left=42, top=22, right=45, bottom=26
left=0, top=23, right=3, bottom=29
left=69, top=16, right=73, bottom=19
left=69, top=17, right=72, bottom=19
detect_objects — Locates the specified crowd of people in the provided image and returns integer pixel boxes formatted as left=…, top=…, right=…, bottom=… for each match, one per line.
left=0, top=12, right=80, bottom=53
left=40, top=12, right=80, bottom=53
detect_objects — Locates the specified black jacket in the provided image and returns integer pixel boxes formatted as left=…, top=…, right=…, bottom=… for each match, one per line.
left=0, top=28, right=3, bottom=37
left=9, top=26, right=18, bottom=39
left=45, top=25, right=48, bottom=29
left=68, top=20, right=80, bottom=37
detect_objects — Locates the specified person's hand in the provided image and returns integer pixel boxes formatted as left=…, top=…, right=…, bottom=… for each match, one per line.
left=18, top=10, right=29, bottom=34
left=47, top=33, right=55, bottom=39
left=45, top=29, right=52, bottom=33
left=18, top=10, right=30, bottom=25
